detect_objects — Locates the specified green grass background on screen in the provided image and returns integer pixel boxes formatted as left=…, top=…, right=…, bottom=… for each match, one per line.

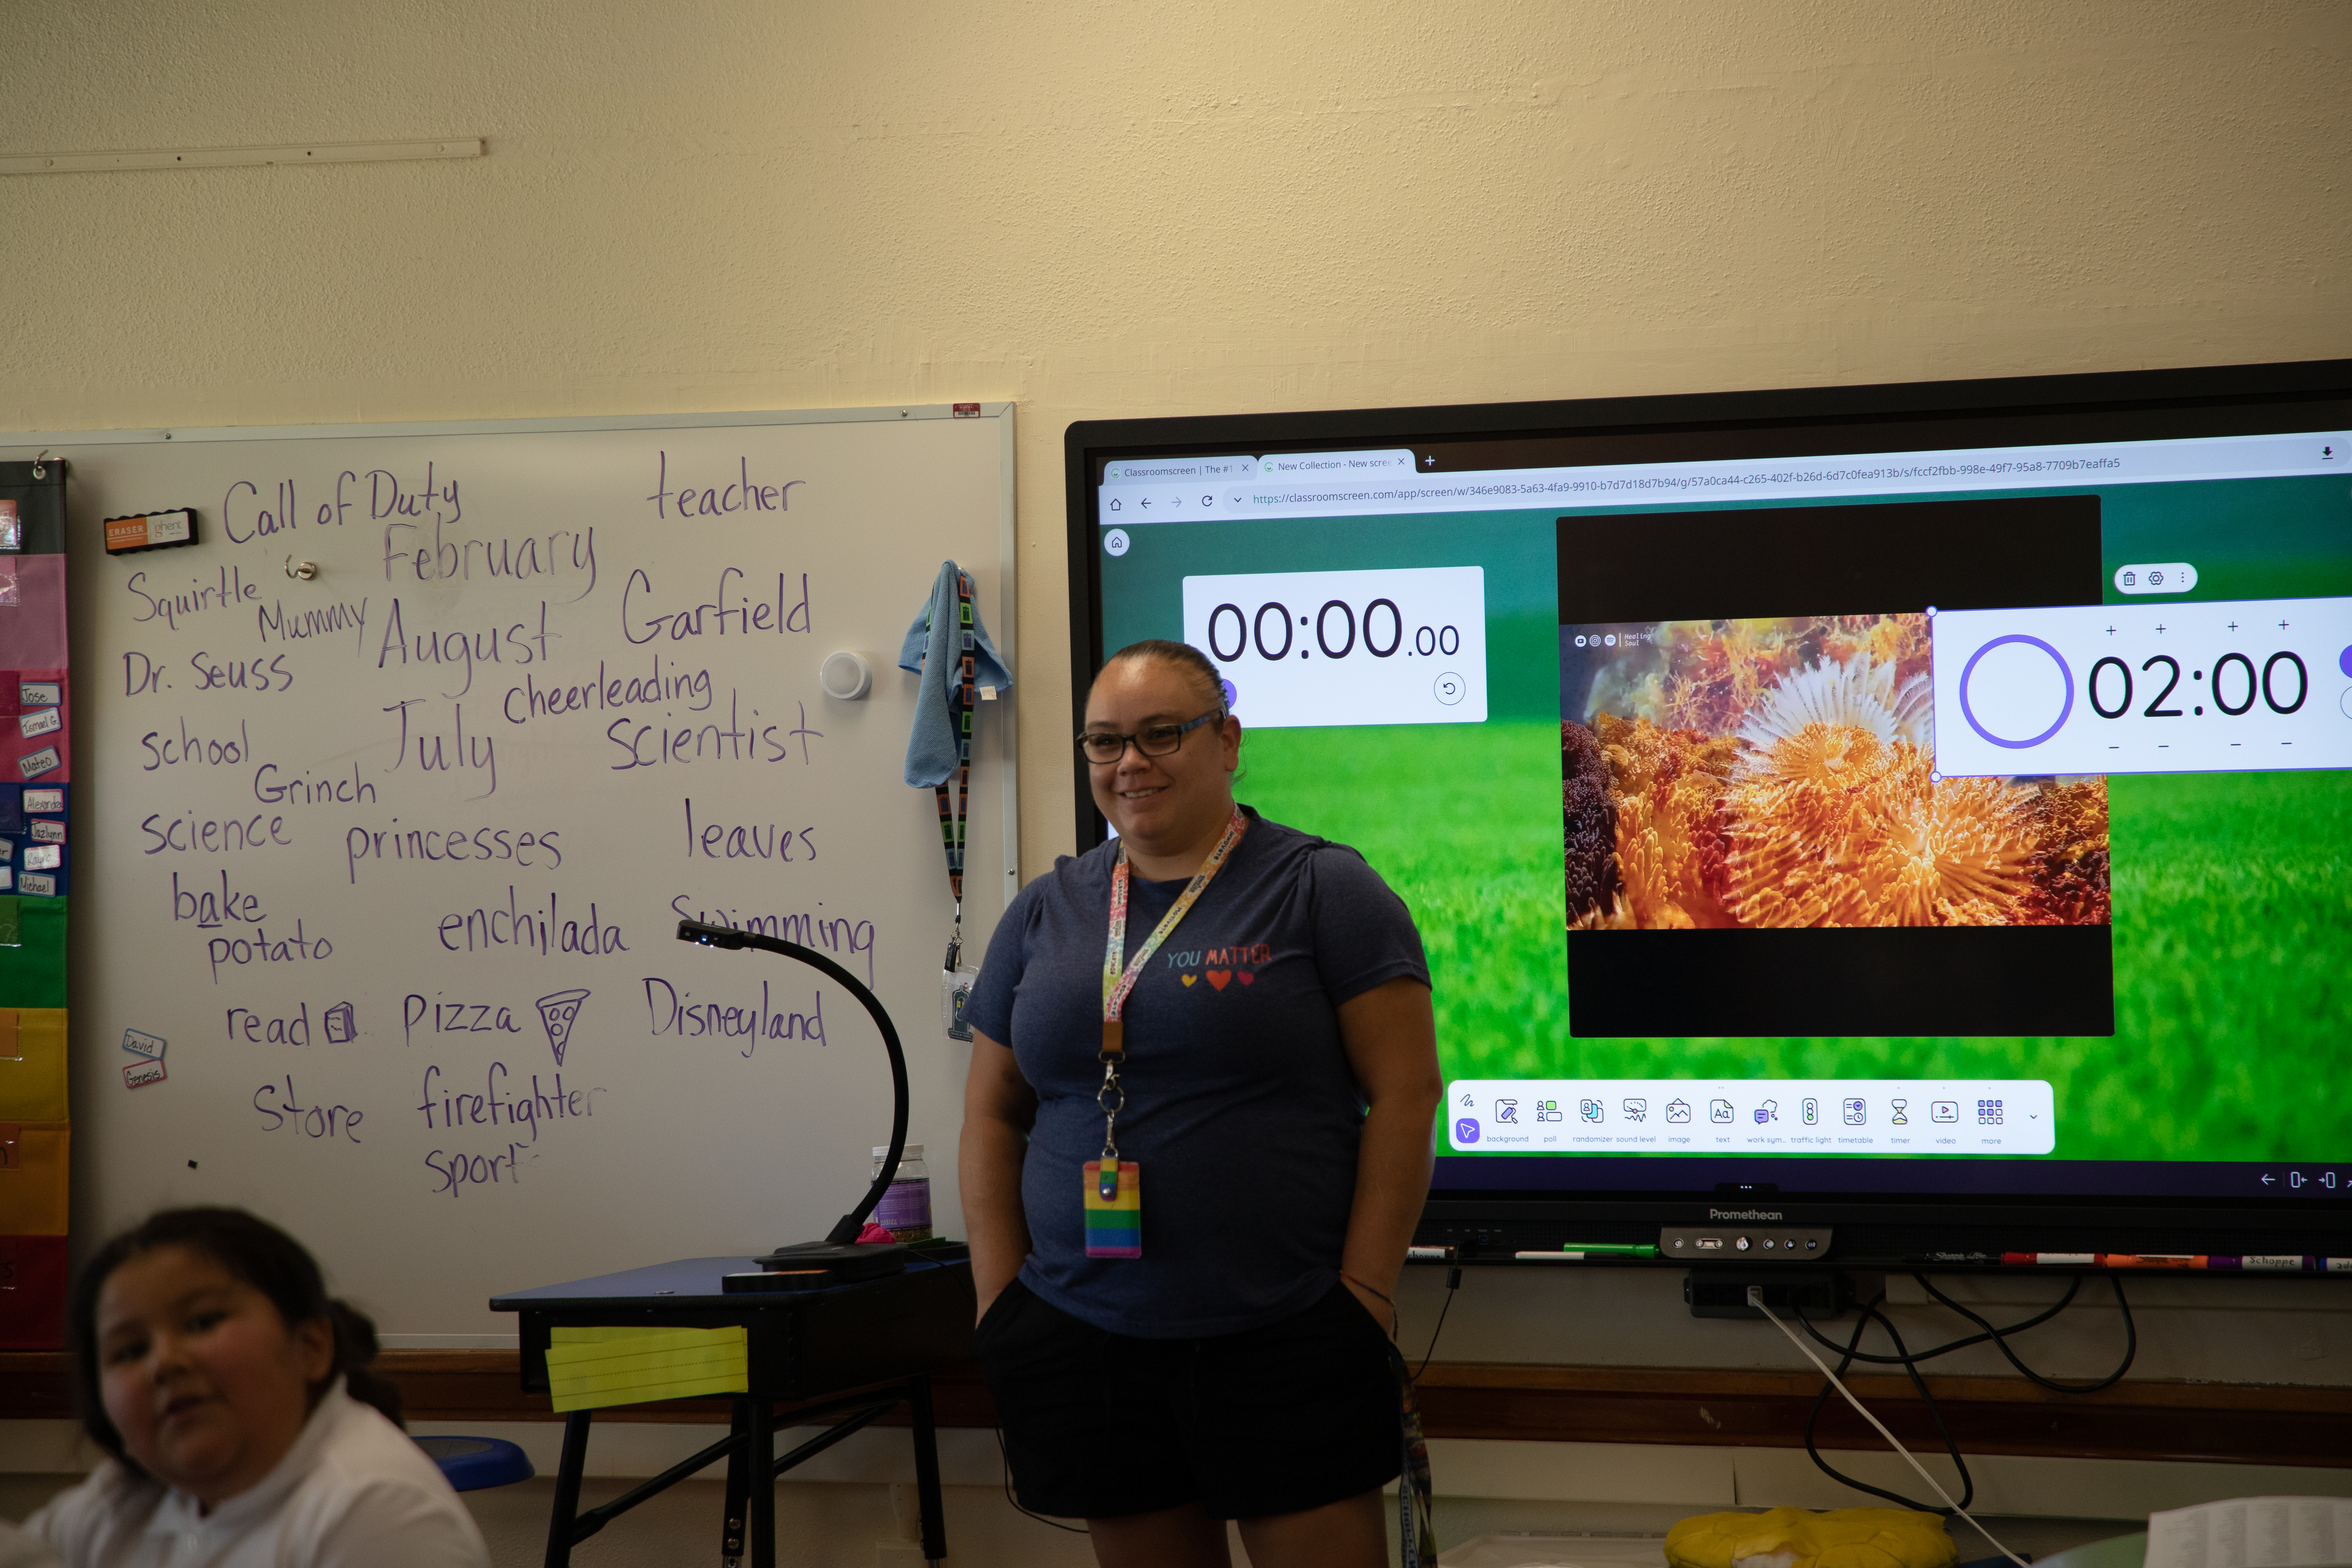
left=1098, top=469, right=2352, bottom=1165
left=1240, top=734, right=2352, bottom=1165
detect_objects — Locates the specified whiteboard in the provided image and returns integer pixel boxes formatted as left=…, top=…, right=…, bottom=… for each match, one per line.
left=0, top=406, right=1014, bottom=1342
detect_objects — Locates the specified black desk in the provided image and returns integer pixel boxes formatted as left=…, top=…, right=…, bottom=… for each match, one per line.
left=490, top=1255, right=975, bottom=1568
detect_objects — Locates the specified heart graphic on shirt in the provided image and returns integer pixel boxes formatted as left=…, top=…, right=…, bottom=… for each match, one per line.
left=1180, top=974, right=1196, bottom=986
left=1205, top=969, right=1231, bottom=991
left=1236, top=971, right=1254, bottom=985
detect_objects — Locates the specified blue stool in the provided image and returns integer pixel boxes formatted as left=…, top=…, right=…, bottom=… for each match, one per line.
left=415, top=1435, right=536, bottom=1492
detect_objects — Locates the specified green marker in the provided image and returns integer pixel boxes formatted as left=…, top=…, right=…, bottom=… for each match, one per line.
left=1514, top=1243, right=1661, bottom=1260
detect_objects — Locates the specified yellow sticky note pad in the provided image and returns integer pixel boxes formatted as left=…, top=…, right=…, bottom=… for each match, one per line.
left=544, top=1325, right=748, bottom=1412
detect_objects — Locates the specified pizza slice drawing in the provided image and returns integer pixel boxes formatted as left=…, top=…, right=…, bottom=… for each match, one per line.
left=535, top=989, right=590, bottom=1067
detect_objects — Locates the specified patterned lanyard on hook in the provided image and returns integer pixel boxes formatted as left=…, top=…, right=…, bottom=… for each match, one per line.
left=935, top=569, right=977, bottom=968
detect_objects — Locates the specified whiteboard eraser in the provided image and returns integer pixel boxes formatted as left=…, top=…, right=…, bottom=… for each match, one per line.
left=103, top=508, right=198, bottom=554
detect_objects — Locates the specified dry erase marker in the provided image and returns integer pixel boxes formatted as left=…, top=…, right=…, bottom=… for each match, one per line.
left=1406, top=1245, right=1456, bottom=1262
left=1516, top=1243, right=1661, bottom=1260
left=2096, top=1253, right=2204, bottom=1269
left=2002, top=1252, right=2097, bottom=1266
left=2207, top=1255, right=2311, bottom=1272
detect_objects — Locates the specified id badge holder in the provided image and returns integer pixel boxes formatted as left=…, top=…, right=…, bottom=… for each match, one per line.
left=941, top=930, right=980, bottom=1042
left=1082, top=1161, right=1141, bottom=1258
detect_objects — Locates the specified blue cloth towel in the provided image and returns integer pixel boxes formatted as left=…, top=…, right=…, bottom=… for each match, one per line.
left=899, top=560, right=1012, bottom=787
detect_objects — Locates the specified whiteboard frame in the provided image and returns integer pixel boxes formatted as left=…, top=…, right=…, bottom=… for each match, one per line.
left=0, top=401, right=1021, bottom=902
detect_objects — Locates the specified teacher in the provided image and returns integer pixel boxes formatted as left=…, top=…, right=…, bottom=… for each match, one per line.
left=960, top=638, right=1442, bottom=1568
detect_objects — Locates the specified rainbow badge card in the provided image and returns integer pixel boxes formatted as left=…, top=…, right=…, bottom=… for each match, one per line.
left=1082, top=1160, right=1141, bottom=1258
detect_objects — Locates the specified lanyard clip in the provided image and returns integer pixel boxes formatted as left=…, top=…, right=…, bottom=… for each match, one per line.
left=943, top=925, right=963, bottom=972
left=1099, top=1019, right=1124, bottom=1062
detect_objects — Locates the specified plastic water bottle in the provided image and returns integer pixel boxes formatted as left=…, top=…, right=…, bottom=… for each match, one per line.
left=871, top=1144, right=932, bottom=1242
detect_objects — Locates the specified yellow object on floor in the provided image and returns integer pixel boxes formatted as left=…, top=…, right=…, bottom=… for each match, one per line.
left=1667, top=1508, right=1958, bottom=1568
left=544, top=1325, right=749, bottom=1412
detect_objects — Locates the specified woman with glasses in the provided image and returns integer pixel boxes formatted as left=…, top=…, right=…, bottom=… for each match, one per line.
left=959, top=638, right=1441, bottom=1568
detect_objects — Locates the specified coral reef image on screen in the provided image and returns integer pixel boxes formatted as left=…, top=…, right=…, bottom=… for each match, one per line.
left=1562, top=614, right=2110, bottom=931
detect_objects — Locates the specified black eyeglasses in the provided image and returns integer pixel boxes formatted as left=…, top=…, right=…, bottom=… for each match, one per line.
left=1076, top=709, right=1224, bottom=765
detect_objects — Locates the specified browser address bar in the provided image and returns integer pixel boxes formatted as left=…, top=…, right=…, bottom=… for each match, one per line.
left=1218, top=432, right=2347, bottom=514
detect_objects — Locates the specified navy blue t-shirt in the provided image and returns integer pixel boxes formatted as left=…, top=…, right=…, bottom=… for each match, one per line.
left=964, top=806, right=1429, bottom=1338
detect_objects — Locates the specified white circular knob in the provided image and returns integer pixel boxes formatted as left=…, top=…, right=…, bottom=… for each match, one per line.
left=819, top=651, right=873, bottom=701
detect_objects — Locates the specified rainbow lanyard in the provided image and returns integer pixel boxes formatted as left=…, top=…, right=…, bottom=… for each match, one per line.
left=1085, top=807, right=1248, bottom=1259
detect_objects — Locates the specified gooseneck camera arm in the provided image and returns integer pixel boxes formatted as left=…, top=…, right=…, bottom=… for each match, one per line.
left=675, top=919, right=909, bottom=1247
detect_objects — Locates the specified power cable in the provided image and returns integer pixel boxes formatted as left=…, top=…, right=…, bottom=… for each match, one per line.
left=1750, top=1288, right=2029, bottom=1568
left=1801, top=1292, right=1977, bottom=1513
left=1780, top=1271, right=2135, bottom=1519
left=1415, top=1265, right=1464, bottom=1381
left=994, top=1424, right=1088, bottom=1534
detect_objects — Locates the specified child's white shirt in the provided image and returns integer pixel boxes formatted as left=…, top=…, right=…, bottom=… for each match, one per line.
left=25, top=1382, right=488, bottom=1568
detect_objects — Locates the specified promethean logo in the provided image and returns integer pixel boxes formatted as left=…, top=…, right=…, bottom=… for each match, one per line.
left=1709, top=1208, right=1784, bottom=1220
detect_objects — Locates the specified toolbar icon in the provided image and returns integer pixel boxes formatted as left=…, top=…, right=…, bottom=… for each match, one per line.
left=1843, top=1098, right=1867, bottom=1126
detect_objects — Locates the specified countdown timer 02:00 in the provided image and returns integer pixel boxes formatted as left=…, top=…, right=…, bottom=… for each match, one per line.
left=1931, top=595, right=2352, bottom=777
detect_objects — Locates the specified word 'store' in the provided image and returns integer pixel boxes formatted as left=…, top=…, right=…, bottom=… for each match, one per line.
left=537, top=989, right=590, bottom=1066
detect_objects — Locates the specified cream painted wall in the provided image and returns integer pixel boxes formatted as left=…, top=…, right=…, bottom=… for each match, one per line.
left=3, top=0, right=2349, bottom=1524
left=3, top=0, right=2347, bottom=876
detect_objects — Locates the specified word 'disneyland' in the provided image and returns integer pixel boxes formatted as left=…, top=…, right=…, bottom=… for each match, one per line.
left=642, top=977, right=825, bottom=1059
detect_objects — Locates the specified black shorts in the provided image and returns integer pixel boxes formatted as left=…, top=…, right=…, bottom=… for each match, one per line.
left=975, top=1277, right=1403, bottom=1521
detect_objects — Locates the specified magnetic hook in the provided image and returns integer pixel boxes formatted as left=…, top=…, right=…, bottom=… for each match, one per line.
left=30, top=451, right=47, bottom=479
left=285, top=555, right=317, bottom=581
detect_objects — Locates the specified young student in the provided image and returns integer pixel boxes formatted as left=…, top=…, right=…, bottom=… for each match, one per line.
left=24, top=1207, right=489, bottom=1568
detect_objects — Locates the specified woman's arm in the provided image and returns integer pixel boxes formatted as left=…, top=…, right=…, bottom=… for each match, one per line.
left=959, top=1028, right=1040, bottom=1322
left=1335, top=976, right=1443, bottom=1332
